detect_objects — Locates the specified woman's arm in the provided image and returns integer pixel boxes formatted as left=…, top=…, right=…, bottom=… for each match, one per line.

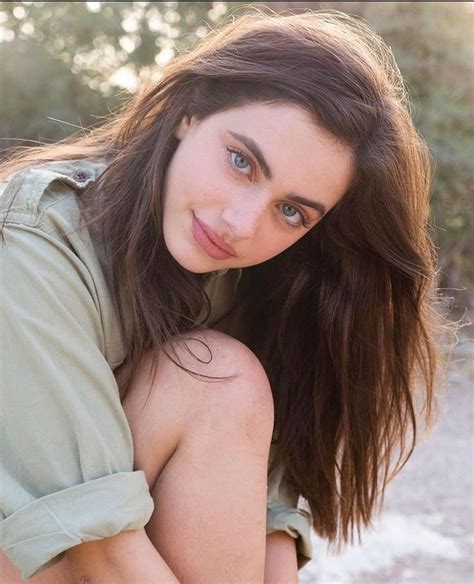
left=264, top=532, right=298, bottom=584
left=0, top=221, right=159, bottom=579
left=66, top=529, right=179, bottom=583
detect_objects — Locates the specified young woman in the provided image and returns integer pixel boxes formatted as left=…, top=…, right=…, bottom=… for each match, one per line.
left=0, top=9, right=453, bottom=584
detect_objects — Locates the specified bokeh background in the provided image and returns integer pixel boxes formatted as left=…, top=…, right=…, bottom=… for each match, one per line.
left=1, top=2, right=472, bottom=583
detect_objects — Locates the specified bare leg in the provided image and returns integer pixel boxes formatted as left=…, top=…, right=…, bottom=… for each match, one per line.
left=121, top=329, right=275, bottom=583
left=0, top=330, right=274, bottom=584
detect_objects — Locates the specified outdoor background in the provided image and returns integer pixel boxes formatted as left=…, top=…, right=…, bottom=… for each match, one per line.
left=0, top=2, right=472, bottom=583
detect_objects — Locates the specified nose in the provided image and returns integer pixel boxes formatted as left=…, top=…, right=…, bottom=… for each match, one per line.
left=220, top=196, right=266, bottom=241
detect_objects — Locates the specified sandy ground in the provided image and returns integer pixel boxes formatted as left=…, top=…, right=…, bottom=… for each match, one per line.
left=299, top=334, right=474, bottom=584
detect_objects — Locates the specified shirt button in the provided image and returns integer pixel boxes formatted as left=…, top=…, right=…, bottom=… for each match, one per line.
left=73, top=170, right=90, bottom=182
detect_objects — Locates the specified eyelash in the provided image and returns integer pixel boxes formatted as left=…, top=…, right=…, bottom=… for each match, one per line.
left=225, top=146, right=311, bottom=229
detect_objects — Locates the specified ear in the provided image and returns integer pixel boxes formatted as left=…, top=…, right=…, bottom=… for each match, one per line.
left=174, top=115, right=196, bottom=140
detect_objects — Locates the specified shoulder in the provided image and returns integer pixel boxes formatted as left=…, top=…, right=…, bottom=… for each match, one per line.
left=1, top=158, right=126, bottom=368
left=0, top=158, right=107, bottom=232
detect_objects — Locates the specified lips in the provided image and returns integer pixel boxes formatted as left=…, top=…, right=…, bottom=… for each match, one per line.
left=192, top=214, right=238, bottom=259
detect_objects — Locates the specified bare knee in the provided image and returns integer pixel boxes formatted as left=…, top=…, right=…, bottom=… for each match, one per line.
left=170, top=329, right=274, bottom=422
left=172, top=328, right=272, bottom=395
left=120, top=329, right=274, bottom=484
left=173, top=329, right=275, bottom=446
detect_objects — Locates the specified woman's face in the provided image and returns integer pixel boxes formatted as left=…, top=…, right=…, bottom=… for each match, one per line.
left=162, top=102, right=353, bottom=273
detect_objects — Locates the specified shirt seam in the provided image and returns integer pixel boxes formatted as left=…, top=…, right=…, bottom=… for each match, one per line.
left=1, top=189, right=78, bottom=233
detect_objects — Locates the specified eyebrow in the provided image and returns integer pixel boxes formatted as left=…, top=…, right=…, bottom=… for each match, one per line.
left=228, top=130, right=327, bottom=217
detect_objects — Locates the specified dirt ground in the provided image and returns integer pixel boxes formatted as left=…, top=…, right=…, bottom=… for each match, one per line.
left=300, top=331, right=474, bottom=584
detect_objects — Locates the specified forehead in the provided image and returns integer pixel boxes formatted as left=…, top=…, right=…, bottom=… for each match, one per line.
left=207, top=102, right=314, bottom=133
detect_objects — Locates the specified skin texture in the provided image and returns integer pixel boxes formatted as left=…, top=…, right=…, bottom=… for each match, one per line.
left=162, top=102, right=354, bottom=273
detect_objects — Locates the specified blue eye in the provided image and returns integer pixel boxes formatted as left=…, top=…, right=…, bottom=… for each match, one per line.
left=278, top=203, right=310, bottom=229
left=281, top=204, right=298, bottom=218
left=233, top=152, right=250, bottom=170
left=227, top=147, right=252, bottom=175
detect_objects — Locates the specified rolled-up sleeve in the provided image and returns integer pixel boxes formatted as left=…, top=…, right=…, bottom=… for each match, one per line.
left=266, top=445, right=313, bottom=570
left=0, top=225, right=154, bottom=580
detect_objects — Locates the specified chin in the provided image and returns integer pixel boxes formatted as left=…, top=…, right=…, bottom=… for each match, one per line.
left=165, top=244, right=214, bottom=274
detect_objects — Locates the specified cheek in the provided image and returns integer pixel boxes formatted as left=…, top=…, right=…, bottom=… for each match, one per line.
left=252, top=229, right=297, bottom=260
left=188, top=172, right=229, bottom=207
left=180, top=162, right=221, bottom=201
left=166, top=143, right=204, bottom=195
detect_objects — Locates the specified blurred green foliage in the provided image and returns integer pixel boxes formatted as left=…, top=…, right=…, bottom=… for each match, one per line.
left=0, top=2, right=472, bottom=309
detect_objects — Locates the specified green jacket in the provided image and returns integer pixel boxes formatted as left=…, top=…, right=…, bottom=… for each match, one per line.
left=0, top=159, right=312, bottom=579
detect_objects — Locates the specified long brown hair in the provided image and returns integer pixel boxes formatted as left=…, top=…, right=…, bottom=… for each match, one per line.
left=0, top=10, right=456, bottom=549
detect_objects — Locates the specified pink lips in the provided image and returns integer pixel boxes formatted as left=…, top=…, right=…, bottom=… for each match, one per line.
left=192, top=214, right=237, bottom=260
